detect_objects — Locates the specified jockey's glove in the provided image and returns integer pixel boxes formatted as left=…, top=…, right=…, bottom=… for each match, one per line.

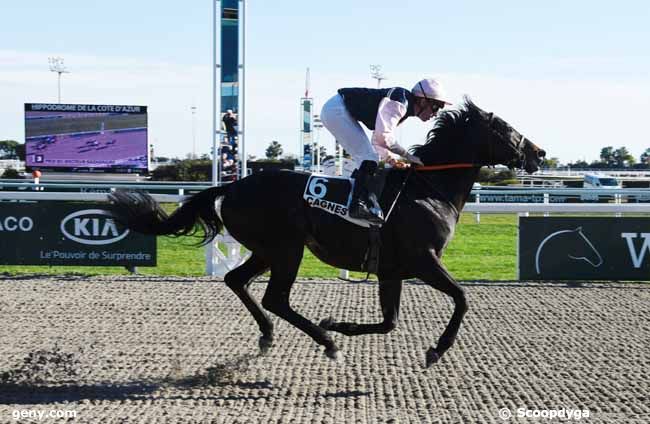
left=404, top=153, right=424, bottom=166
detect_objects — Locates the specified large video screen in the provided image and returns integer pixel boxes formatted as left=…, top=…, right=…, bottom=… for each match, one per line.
left=25, top=103, right=148, bottom=172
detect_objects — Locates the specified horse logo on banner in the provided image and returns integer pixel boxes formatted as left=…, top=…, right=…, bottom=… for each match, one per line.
left=535, top=227, right=604, bottom=274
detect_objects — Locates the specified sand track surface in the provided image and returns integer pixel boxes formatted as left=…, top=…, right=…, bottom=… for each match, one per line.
left=0, top=276, right=648, bottom=423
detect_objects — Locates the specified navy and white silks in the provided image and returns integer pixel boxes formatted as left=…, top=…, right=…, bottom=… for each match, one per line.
left=320, top=87, right=416, bottom=167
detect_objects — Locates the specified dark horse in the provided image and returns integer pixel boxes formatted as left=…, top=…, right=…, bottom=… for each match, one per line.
left=109, top=98, right=545, bottom=367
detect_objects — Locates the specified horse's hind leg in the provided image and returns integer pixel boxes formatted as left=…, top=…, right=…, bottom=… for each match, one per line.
left=320, top=279, right=402, bottom=336
left=224, top=254, right=273, bottom=354
left=260, top=244, right=340, bottom=361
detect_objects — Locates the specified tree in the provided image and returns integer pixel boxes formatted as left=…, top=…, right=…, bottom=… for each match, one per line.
left=1, top=168, right=21, bottom=179
left=568, top=160, right=590, bottom=168
left=0, top=140, right=25, bottom=160
left=613, top=147, right=635, bottom=167
left=599, top=146, right=615, bottom=167
left=151, top=159, right=212, bottom=181
left=542, top=157, right=560, bottom=169
left=265, top=141, right=283, bottom=160
left=640, top=148, right=650, bottom=165
left=477, top=168, right=516, bottom=184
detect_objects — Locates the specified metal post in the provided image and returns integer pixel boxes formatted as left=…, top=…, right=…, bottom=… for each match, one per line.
left=543, top=192, right=549, bottom=217
left=212, top=0, right=222, bottom=187
left=239, top=0, right=247, bottom=178
left=207, top=0, right=223, bottom=276
left=191, top=106, right=197, bottom=159
left=314, top=115, right=324, bottom=173
left=57, top=73, right=62, bottom=104
left=336, top=141, right=343, bottom=176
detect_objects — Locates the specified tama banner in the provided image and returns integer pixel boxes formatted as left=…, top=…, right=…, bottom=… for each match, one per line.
left=519, top=217, right=650, bottom=280
left=0, top=202, right=155, bottom=266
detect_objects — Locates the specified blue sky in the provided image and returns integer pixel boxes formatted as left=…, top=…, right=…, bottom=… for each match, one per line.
left=2, top=1, right=649, bottom=162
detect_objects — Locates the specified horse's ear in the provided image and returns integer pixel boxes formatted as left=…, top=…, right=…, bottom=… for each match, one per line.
left=463, top=96, right=482, bottom=119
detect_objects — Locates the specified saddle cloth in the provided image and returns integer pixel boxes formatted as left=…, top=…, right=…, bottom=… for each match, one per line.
left=303, top=173, right=386, bottom=228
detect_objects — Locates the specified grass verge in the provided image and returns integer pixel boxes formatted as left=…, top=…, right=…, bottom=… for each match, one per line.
left=0, top=213, right=518, bottom=280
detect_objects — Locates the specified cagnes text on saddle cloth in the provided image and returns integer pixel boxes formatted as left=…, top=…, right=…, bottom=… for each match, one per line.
left=302, top=174, right=372, bottom=228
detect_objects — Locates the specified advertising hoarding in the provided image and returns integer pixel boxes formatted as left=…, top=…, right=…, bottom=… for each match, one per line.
left=0, top=202, right=155, bottom=266
left=519, top=217, right=650, bottom=280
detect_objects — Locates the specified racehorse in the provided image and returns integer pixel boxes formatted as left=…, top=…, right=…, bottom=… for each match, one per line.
left=109, top=98, right=545, bottom=367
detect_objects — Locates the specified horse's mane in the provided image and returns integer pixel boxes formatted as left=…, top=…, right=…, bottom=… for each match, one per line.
left=411, top=97, right=485, bottom=164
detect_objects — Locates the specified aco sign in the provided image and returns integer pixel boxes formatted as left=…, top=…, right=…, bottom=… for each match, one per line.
left=519, top=217, right=650, bottom=281
left=0, top=202, right=155, bottom=266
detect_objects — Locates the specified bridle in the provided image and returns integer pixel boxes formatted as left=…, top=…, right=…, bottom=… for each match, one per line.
left=400, top=111, right=527, bottom=220
left=414, top=111, right=526, bottom=172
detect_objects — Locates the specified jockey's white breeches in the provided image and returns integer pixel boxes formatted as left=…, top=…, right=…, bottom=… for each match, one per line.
left=320, top=94, right=379, bottom=168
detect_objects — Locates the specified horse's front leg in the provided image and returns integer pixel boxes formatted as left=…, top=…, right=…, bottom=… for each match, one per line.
left=416, top=258, right=468, bottom=367
left=319, top=279, right=402, bottom=335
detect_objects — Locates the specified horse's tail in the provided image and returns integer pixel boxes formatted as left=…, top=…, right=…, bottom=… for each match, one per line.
left=108, top=186, right=227, bottom=245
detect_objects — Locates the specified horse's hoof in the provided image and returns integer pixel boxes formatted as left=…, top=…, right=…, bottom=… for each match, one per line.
left=319, top=317, right=335, bottom=330
left=258, top=336, right=273, bottom=355
left=425, top=347, right=440, bottom=368
left=325, top=348, right=343, bottom=362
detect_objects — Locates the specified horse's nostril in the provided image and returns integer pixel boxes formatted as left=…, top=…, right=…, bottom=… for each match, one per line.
left=538, top=150, right=546, bottom=158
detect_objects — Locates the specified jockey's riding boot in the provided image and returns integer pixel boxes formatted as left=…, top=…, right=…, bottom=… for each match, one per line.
left=350, top=160, right=384, bottom=224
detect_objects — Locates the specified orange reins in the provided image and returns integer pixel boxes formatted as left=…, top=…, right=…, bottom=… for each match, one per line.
left=414, top=163, right=478, bottom=171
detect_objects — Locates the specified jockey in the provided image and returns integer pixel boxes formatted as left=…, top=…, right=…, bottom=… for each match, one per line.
left=320, top=78, right=452, bottom=224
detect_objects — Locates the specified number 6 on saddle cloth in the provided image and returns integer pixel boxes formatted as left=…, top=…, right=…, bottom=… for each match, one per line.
left=303, top=170, right=391, bottom=275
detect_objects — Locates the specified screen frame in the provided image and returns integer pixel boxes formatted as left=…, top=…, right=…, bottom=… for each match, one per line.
left=24, top=103, right=149, bottom=173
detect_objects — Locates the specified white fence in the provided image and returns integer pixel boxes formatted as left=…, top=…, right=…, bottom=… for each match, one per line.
left=3, top=184, right=650, bottom=276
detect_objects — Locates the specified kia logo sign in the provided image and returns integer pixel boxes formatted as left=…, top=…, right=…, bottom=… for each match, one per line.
left=60, top=209, right=129, bottom=245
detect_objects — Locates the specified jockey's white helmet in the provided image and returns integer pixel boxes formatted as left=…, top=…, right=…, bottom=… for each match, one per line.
left=412, top=78, right=453, bottom=105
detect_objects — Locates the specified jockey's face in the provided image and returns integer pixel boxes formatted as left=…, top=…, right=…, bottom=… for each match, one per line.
left=415, top=97, right=445, bottom=122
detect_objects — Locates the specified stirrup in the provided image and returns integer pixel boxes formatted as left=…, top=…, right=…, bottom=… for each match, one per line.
left=368, top=206, right=384, bottom=221
left=350, top=203, right=383, bottom=224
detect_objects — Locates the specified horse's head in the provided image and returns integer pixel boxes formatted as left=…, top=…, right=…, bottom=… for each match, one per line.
left=464, top=98, right=545, bottom=173
left=414, top=97, right=546, bottom=174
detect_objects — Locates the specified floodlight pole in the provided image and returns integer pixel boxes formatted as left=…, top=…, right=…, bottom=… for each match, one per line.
left=370, top=64, right=386, bottom=88
left=48, top=57, right=69, bottom=103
